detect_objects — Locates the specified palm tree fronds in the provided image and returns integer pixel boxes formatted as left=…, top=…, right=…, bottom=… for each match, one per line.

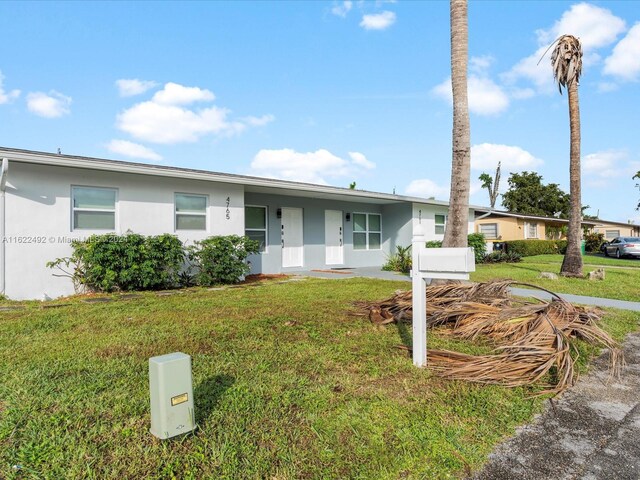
left=551, top=34, right=583, bottom=94
left=356, top=280, right=621, bottom=395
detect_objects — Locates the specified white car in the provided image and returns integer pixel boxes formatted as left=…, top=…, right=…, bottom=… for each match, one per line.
left=603, top=237, right=640, bottom=258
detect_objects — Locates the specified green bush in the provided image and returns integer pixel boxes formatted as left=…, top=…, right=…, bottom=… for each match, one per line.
left=584, top=232, right=605, bottom=253
left=382, top=245, right=412, bottom=274
left=48, top=233, right=185, bottom=292
left=467, top=233, right=487, bottom=263
left=503, top=239, right=567, bottom=257
left=425, top=234, right=486, bottom=263
left=188, top=235, right=260, bottom=286
left=482, top=251, right=522, bottom=263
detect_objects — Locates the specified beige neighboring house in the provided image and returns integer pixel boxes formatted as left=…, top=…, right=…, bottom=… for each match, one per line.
left=590, top=219, right=640, bottom=239
left=474, top=210, right=599, bottom=243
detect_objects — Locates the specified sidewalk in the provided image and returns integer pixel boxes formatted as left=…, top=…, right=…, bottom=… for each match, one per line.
left=471, top=332, right=640, bottom=480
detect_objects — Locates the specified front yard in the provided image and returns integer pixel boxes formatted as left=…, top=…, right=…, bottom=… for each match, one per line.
left=1, top=277, right=638, bottom=479
left=471, top=254, right=640, bottom=301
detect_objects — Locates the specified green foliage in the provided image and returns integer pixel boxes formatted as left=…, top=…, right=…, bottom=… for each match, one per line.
left=545, top=224, right=567, bottom=240
left=425, top=235, right=485, bottom=263
left=584, top=232, right=606, bottom=253
left=467, top=233, right=487, bottom=263
left=502, top=171, right=570, bottom=218
left=634, top=171, right=640, bottom=210
left=481, top=251, right=522, bottom=263
left=382, top=245, right=412, bottom=273
left=503, top=239, right=568, bottom=257
left=47, top=233, right=185, bottom=292
left=349, top=181, right=356, bottom=190
left=188, top=235, right=260, bottom=286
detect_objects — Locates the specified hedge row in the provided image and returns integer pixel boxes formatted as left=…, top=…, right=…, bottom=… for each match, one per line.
left=503, top=239, right=567, bottom=257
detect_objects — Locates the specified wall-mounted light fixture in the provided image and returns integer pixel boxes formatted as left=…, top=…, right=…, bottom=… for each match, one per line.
left=277, top=208, right=282, bottom=219
left=345, top=213, right=351, bottom=222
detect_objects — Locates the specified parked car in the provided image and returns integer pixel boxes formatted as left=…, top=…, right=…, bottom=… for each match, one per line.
left=603, top=237, right=640, bottom=258
left=600, top=241, right=609, bottom=253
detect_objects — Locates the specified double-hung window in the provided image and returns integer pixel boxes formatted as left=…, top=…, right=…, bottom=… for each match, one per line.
left=175, top=194, right=207, bottom=231
left=353, top=213, right=381, bottom=250
left=245, top=206, right=267, bottom=252
left=435, top=214, right=447, bottom=235
left=526, top=222, right=538, bottom=239
left=72, top=186, right=117, bottom=230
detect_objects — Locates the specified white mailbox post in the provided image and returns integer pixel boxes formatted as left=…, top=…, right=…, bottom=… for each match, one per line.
left=411, top=225, right=475, bottom=367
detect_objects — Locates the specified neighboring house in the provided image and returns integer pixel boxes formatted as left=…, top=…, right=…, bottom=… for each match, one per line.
left=474, top=210, right=598, bottom=242
left=590, top=219, right=640, bottom=240
left=0, top=147, right=476, bottom=300
left=475, top=209, right=640, bottom=244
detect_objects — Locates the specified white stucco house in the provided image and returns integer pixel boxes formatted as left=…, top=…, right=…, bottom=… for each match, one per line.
left=0, top=147, right=476, bottom=300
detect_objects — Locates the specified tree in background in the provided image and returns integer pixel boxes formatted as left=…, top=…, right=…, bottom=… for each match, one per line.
left=501, top=171, right=570, bottom=218
left=442, top=0, right=471, bottom=249
left=551, top=34, right=583, bottom=277
left=479, top=162, right=501, bottom=209
left=634, top=171, right=640, bottom=210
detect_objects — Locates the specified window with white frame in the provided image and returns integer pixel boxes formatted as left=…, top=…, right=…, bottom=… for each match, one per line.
left=175, top=193, right=207, bottom=231
left=72, top=186, right=117, bottom=230
left=245, top=206, right=267, bottom=252
left=605, top=230, right=620, bottom=240
left=526, top=222, right=538, bottom=239
left=353, top=213, right=381, bottom=250
left=435, top=214, right=447, bottom=235
left=479, top=223, right=498, bottom=239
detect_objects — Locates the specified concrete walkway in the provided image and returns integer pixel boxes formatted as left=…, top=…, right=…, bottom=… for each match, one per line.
left=471, top=332, right=640, bottom=480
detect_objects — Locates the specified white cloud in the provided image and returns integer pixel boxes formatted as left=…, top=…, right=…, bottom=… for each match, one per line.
left=348, top=151, right=375, bottom=169
left=26, top=91, right=71, bottom=118
left=250, top=148, right=375, bottom=184
left=0, top=71, right=20, bottom=104
left=404, top=178, right=450, bottom=200
left=115, top=79, right=157, bottom=97
left=331, top=1, right=352, bottom=17
left=106, top=140, right=162, bottom=161
left=471, top=143, right=543, bottom=171
left=242, top=114, right=275, bottom=127
left=582, top=150, right=628, bottom=179
left=603, top=23, right=640, bottom=81
left=596, top=82, right=619, bottom=93
left=116, top=82, right=272, bottom=144
left=432, top=75, right=510, bottom=116
left=504, top=3, right=626, bottom=92
left=360, top=11, right=396, bottom=30
left=152, top=82, right=215, bottom=105
left=470, top=55, right=495, bottom=73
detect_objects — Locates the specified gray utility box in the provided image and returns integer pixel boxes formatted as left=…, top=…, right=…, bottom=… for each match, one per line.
left=149, top=352, right=196, bottom=439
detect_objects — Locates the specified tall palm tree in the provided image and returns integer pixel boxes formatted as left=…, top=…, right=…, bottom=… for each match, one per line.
left=442, top=0, right=471, bottom=249
left=552, top=35, right=583, bottom=277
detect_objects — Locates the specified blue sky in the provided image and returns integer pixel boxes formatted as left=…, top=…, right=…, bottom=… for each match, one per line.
left=1, top=1, right=639, bottom=223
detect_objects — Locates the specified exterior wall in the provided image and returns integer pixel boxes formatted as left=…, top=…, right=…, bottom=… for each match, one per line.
left=381, top=203, right=413, bottom=252
left=592, top=222, right=640, bottom=238
left=243, top=192, right=411, bottom=273
left=476, top=217, right=552, bottom=241
left=5, top=162, right=244, bottom=300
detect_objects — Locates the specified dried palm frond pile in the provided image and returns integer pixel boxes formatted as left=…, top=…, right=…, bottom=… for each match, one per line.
left=354, top=280, right=621, bottom=395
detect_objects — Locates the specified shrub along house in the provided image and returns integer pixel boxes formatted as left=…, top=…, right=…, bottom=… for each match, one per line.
left=0, top=147, right=476, bottom=300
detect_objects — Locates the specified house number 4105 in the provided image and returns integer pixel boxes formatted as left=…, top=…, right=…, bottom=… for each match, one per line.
left=226, top=197, right=231, bottom=220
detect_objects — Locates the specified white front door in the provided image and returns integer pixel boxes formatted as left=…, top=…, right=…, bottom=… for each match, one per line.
left=281, top=207, right=303, bottom=268
left=325, top=210, right=344, bottom=265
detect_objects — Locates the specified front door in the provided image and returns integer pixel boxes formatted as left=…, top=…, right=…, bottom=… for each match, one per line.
left=325, top=210, right=344, bottom=265
left=281, top=207, right=303, bottom=268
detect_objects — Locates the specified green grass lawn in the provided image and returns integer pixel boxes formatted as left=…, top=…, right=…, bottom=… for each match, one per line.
left=0, top=277, right=637, bottom=479
left=471, top=254, right=640, bottom=301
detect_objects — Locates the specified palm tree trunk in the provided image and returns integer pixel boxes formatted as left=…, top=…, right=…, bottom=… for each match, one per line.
left=442, top=0, right=470, bottom=248
left=560, top=80, right=583, bottom=276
